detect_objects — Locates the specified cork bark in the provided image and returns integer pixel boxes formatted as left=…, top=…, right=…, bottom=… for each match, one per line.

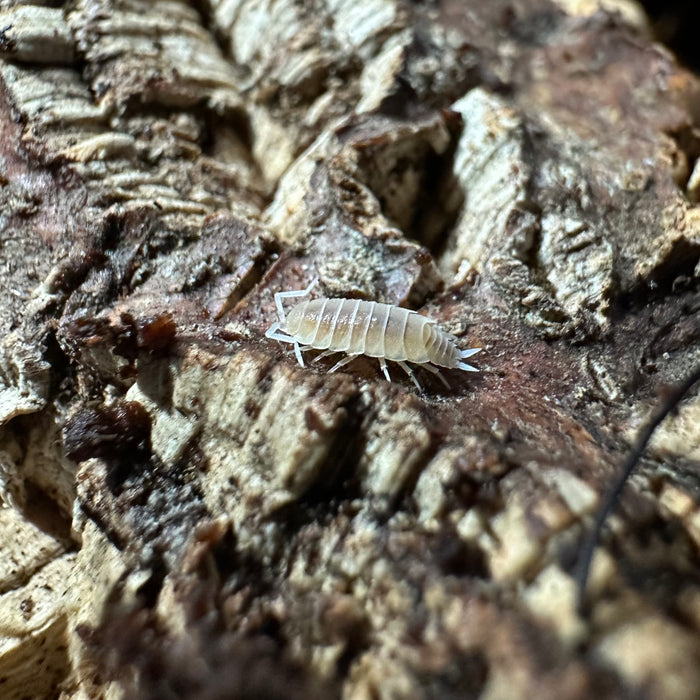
left=1, top=1, right=699, bottom=699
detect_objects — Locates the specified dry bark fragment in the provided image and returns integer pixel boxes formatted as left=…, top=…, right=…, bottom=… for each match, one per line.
left=0, top=1, right=699, bottom=700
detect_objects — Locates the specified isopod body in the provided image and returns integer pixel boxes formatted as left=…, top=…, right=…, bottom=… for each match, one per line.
left=265, top=279, right=480, bottom=390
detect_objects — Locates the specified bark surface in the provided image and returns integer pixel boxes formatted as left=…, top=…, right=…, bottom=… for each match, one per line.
left=0, top=1, right=699, bottom=699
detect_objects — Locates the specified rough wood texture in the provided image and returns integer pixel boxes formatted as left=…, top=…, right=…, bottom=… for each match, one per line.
left=0, top=1, right=699, bottom=699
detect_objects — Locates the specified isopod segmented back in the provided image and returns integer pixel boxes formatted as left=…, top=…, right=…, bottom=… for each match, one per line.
left=265, top=279, right=480, bottom=390
left=286, top=299, right=442, bottom=364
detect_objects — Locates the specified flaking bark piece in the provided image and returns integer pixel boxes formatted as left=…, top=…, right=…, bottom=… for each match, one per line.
left=0, top=6, right=75, bottom=66
left=125, top=345, right=358, bottom=522
left=1, top=1, right=700, bottom=699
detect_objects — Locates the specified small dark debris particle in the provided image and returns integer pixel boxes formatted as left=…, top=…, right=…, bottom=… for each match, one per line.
left=20, top=597, right=34, bottom=620
left=322, top=595, right=370, bottom=649
left=418, top=650, right=489, bottom=700
left=244, top=398, right=261, bottom=420
left=0, top=24, right=15, bottom=50
left=61, top=315, right=114, bottom=351
left=432, top=529, right=489, bottom=578
left=61, top=311, right=177, bottom=365
left=137, top=314, right=177, bottom=354
left=304, top=407, right=326, bottom=433
left=63, top=401, right=151, bottom=465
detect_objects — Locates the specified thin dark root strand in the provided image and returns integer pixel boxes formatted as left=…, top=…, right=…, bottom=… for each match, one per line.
left=575, top=364, right=700, bottom=615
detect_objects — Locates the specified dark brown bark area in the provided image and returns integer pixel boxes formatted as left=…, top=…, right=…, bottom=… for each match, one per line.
left=0, top=1, right=699, bottom=699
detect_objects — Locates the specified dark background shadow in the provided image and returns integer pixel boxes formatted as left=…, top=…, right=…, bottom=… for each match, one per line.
left=640, top=0, right=700, bottom=72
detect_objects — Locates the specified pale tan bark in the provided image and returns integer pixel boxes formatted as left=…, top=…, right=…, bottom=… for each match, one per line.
left=0, top=1, right=699, bottom=699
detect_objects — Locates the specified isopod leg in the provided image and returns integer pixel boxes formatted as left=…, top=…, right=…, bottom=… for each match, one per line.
left=378, top=357, right=392, bottom=383
left=274, top=278, right=319, bottom=322
left=313, top=349, right=337, bottom=363
left=265, top=318, right=314, bottom=369
left=397, top=361, right=423, bottom=392
left=266, top=327, right=296, bottom=344
left=421, top=363, right=450, bottom=389
left=265, top=322, right=281, bottom=339
left=457, top=361, right=479, bottom=372
left=328, top=354, right=360, bottom=374
left=293, top=341, right=306, bottom=367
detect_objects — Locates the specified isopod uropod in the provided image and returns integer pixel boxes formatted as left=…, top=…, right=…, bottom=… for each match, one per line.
left=265, top=279, right=481, bottom=390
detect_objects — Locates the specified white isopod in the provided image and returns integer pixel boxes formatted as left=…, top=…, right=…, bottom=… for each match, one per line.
left=265, top=279, right=480, bottom=390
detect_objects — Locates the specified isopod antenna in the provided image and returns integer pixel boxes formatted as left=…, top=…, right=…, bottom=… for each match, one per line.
left=575, top=363, right=700, bottom=615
